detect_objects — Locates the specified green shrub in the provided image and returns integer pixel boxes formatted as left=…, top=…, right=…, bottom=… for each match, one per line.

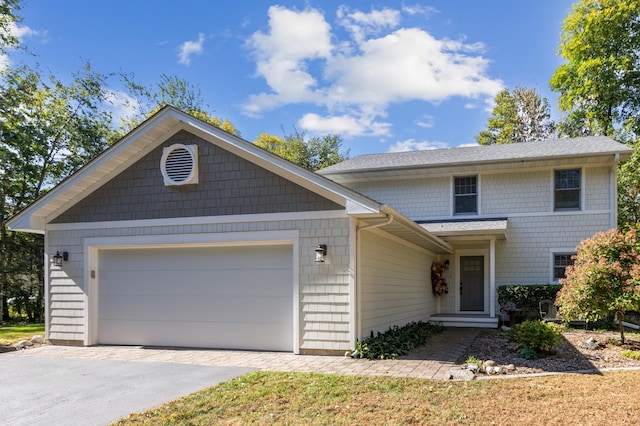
left=498, top=284, right=562, bottom=320
left=509, top=320, right=561, bottom=359
left=347, top=321, right=444, bottom=360
left=622, top=350, right=640, bottom=360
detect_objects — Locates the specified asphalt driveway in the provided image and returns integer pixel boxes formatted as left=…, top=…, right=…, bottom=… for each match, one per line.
left=0, top=356, right=254, bottom=426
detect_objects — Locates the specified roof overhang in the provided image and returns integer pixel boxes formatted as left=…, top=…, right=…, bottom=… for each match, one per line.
left=419, top=218, right=508, bottom=240
left=7, top=106, right=387, bottom=234
left=353, top=205, right=454, bottom=254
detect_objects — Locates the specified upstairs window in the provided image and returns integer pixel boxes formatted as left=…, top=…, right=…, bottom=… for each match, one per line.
left=554, top=169, right=581, bottom=210
left=454, top=176, right=477, bottom=215
left=553, top=253, right=575, bottom=281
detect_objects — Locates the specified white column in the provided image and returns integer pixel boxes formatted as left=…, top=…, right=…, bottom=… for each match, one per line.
left=489, top=237, right=496, bottom=318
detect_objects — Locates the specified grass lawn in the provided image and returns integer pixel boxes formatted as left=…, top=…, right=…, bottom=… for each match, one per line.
left=113, top=369, right=640, bottom=425
left=0, top=323, right=44, bottom=344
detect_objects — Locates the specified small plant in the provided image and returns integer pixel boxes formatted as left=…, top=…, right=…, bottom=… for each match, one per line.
left=622, top=350, right=640, bottom=360
left=510, top=320, right=561, bottom=359
left=465, top=356, right=482, bottom=366
left=346, top=321, right=444, bottom=360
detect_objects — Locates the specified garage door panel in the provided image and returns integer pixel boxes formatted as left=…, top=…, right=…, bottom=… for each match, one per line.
left=98, top=244, right=294, bottom=351
left=98, top=319, right=292, bottom=351
left=99, top=294, right=293, bottom=323
left=100, top=246, right=292, bottom=271
left=99, top=269, right=292, bottom=297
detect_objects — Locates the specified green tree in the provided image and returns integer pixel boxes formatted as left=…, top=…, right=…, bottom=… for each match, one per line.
left=0, top=0, right=21, bottom=53
left=122, top=73, right=239, bottom=136
left=254, top=130, right=349, bottom=171
left=0, top=63, right=116, bottom=323
left=557, top=228, right=640, bottom=343
left=618, top=140, right=640, bottom=230
left=476, top=87, right=555, bottom=145
left=550, top=0, right=640, bottom=138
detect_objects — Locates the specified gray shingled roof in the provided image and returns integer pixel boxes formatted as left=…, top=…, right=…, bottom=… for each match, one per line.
left=318, top=136, right=633, bottom=175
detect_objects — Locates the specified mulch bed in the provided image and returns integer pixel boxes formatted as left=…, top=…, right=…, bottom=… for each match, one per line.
left=458, top=328, right=640, bottom=376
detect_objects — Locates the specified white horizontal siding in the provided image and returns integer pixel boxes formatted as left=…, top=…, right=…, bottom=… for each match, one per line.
left=348, top=177, right=449, bottom=218
left=359, top=229, right=434, bottom=338
left=585, top=166, right=611, bottom=211
left=495, top=213, right=610, bottom=285
left=482, top=171, right=550, bottom=215
left=46, top=215, right=353, bottom=352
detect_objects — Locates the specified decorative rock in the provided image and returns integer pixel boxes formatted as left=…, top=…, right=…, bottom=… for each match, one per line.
left=13, top=339, right=33, bottom=349
left=0, top=345, right=17, bottom=353
left=501, top=325, right=511, bottom=332
left=30, top=335, right=44, bottom=344
left=467, top=363, right=480, bottom=373
left=482, top=360, right=496, bottom=368
left=447, top=367, right=475, bottom=381
left=579, top=337, right=602, bottom=350
left=505, top=364, right=516, bottom=372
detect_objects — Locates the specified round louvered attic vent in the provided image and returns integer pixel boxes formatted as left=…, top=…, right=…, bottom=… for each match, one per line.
left=160, top=144, right=199, bottom=186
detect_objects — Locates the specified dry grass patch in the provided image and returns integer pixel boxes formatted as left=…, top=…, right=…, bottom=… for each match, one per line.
left=113, top=369, right=640, bottom=425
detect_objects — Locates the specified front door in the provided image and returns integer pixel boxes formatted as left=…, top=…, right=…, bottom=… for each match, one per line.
left=460, top=255, right=484, bottom=311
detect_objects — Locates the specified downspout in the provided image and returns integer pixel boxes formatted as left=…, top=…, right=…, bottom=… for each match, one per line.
left=354, top=214, right=394, bottom=343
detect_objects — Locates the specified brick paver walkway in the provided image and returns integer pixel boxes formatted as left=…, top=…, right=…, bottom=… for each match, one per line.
left=7, top=328, right=479, bottom=381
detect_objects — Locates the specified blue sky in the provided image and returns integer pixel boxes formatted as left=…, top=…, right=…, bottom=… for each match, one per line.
left=4, top=1, right=575, bottom=157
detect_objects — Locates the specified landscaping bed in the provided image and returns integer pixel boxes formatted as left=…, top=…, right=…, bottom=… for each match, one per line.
left=459, top=328, right=640, bottom=376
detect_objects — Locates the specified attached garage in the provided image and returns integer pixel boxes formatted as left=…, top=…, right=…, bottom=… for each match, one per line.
left=96, top=244, right=294, bottom=351
left=9, top=106, right=453, bottom=354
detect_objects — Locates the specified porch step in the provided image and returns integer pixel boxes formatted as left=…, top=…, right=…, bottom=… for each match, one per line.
left=430, top=314, right=499, bottom=329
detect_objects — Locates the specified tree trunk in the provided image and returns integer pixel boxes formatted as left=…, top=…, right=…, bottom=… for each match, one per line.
left=617, top=311, right=625, bottom=344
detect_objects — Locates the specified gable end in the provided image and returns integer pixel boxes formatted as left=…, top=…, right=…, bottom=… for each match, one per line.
left=51, top=130, right=342, bottom=224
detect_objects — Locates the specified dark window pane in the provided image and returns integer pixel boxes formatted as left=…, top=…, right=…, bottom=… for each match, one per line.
left=554, top=169, right=580, bottom=210
left=455, top=195, right=477, bottom=214
left=454, top=176, right=477, bottom=214
left=554, top=254, right=575, bottom=280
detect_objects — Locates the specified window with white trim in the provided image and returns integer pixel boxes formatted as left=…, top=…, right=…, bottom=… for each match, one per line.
left=553, top=253, right=575, bottom=281
left=554, top=169, right=581, bottom=210
left=454, top=176, right=477, bottom=215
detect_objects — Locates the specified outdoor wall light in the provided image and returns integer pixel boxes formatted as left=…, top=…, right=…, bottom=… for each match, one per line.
left=53, top=251, right=68, bottom=267
left=314, top=244, right=327, bottom=263
left=444, top=259, right=450, bottom=269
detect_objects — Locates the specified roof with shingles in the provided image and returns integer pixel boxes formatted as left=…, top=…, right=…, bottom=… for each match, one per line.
left=318, top=136, right=633, bottom=175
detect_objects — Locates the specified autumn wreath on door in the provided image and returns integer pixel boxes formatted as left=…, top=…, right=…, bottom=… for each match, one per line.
left=431, top=262, right=449, bottom=296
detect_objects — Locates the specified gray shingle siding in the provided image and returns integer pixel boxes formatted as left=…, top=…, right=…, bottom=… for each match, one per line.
left=52, top=130, right=342, bottom=223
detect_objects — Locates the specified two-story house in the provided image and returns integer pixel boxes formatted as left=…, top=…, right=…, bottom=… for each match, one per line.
left=318, top=138, right=633, bottom=327
left=8, top=107, right=633, bottom=354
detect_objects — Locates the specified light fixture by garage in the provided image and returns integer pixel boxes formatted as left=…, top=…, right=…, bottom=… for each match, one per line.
left=314, top=244, right=327, bottom=262
left=53, top=251, right=68, bottom=267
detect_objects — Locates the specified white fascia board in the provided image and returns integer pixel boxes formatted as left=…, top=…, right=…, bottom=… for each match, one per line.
left=7, top=110, right=184, bottom=233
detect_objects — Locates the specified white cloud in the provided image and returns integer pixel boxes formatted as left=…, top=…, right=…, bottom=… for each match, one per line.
left=243, top=5, right=503, bottom=136
left=416, top=114, right=435, bottom=128
left=103, top=90, right=141, bottom=125
left=244, top=6, right=332, bottom=115
left=178, top=33, right=205, bottom=65
left=1, top=23, right=43, bottom=70
left=298, top=112, right=391, bottom=137
left=402, top=4, right=439, bottom=18
left=337, top=6, right=400, bottom=44
left=388, top=139, right=450, bottom=152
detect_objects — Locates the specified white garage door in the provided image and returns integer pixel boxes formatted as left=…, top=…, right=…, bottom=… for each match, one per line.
left=97, top=244, right=293, bottom=351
